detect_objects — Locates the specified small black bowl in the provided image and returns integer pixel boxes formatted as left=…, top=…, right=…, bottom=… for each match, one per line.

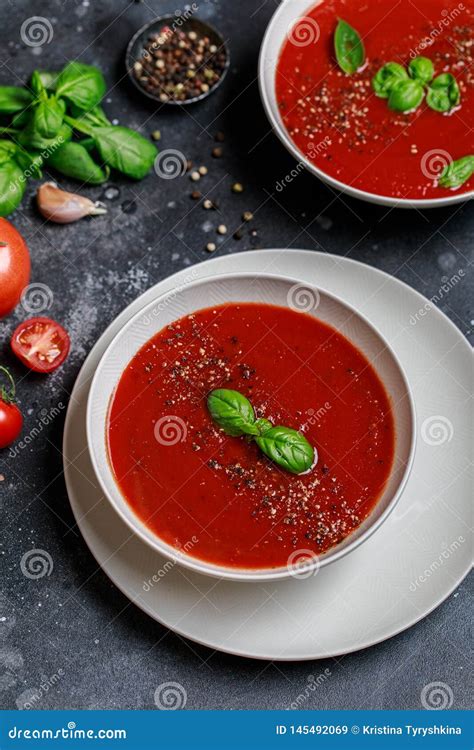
left=125, top=15, right=230, bottom=106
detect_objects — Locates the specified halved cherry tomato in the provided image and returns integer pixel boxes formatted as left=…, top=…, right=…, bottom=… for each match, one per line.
left=0, top=218, right=30, bottom=319
left=0, top=366, right=23, bottom=448
left=11, top=317, right=70, bottom=373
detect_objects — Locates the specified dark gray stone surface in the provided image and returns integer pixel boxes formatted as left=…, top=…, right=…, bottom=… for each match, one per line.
left=0, top=0, right=472, bottom=711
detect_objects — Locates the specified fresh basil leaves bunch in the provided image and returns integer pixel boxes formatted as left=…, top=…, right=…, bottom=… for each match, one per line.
left=0, top=61, right=158, bottom=217
left=372, top=55, right=460, bottom=114
left=207, top=388, right=315, bottom=475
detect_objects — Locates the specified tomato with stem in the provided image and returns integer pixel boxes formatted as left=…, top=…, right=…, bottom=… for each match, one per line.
left=0, top=366, right=23, bottom=448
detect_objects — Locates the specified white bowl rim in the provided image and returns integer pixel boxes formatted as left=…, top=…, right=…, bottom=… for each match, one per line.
left=258, top=0, right=474, bottom=209
left=86, top=270, right=417, bottom=582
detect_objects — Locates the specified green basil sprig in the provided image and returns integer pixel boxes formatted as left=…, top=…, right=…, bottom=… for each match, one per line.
left=0, top=60, right=158, bottom=216
left=334, top=19, right=365, bottom=75
left=426, top=73, right=460, bottom=113
left=206, top=388, right=315, bottom=475
left=438, top=155, right=474, bottom=189
left=372, top=56, right=460, bottom=115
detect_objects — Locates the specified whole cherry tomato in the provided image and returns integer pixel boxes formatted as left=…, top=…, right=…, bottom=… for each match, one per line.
left=0, top=218, right=30, bottom=318
left=0, top=366, right=23, bottom=449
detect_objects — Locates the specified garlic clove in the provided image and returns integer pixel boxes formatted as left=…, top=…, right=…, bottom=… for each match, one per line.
left=37, top=182, right=107, bottom=224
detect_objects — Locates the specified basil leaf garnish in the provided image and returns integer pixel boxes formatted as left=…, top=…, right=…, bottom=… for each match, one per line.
left=438, top=155, right=474, bottom=189
left=372, top=62, right=408, bottom=98
left=207, top=389, right=259, bottom=437
left=426, top=73, right=460, bottom=112
left=388, top=79, right=424, bottom=112
left=255, top=426, right=314, bottom=475
left=334, top=19, right=365, bottom=75
left=207, top=389, right=316, bottom=475
left=408, top=56, right=434, bottom=84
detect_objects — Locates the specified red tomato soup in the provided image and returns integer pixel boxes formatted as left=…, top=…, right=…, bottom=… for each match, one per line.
left=108, top=304, right=395, bottom=569
left=276, top=0, right=473, bottom=200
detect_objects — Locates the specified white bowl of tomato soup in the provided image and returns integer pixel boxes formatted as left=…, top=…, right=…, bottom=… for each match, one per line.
left=87, top=273, right=415, bottom=581
left=259, top=0, right=474, bottom=207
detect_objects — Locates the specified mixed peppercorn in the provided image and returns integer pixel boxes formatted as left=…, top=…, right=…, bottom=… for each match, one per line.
left=133, top=26, right=228, bottom=102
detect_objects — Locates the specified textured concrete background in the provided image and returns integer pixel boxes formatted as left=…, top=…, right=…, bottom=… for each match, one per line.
left=0, top=0, right=472, bottom=710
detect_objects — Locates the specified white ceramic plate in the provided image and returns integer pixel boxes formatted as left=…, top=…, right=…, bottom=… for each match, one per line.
left=86, top=273, right=415, bottom=582
left=258, top=0, right=474, bottom=208
left=63, top=250, right=472, bottom=660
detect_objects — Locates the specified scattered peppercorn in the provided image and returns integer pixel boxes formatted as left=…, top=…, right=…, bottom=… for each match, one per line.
left=217, top=224, right=227, bottom=235
left=190, top=171, right=200, bottom=181
left=212, top=147, right=223, bottom=158
left=206, top=242, right=216, bottom=252
left=190, top=190, right=202, bottom=200
left=232, top=182, right=244, bottom=193
left=242, top=210, right=253, bottom=221
left=233, top=229, right=243, bottom=240
left=215, top=131, right=225, bottom=142
left=151, top=130, right=161, bottom=141
left=133, top=26, right=228, bottom=102
left=198, top=166, right=208, bottom=176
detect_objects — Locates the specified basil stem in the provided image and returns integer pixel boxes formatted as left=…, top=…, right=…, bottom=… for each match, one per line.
left=438, top=155, right=474, bottom=189
left=207, top=388, right=315, bottom=475
left=372, top=62, right=408, bottom=98
left=334, top=19, right=365, bottom=75
left=388, top=79, right=424, bottom=112
left=426, top=73, right=460, bottom=113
